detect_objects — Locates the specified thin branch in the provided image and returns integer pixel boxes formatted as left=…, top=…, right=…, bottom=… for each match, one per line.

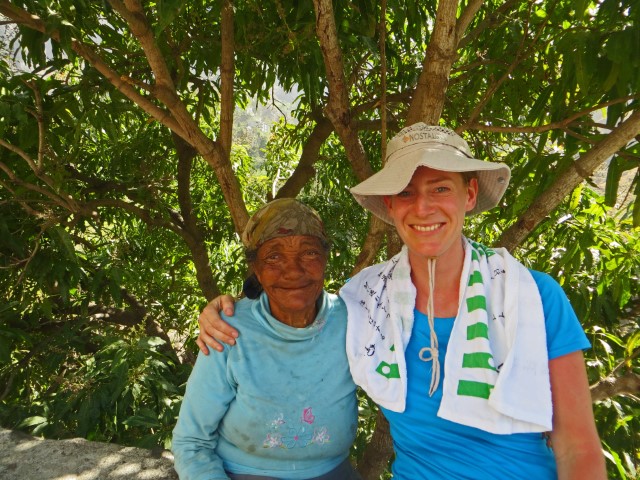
left=84, top=198, right=181, bottom=233
left=23, top=80, right=46, bottom=170
left=0, top=179, right=45, bottom=217
left=118, top=0, right=176, bottom=89
left=466, top=95, right=640, bottom=134
left=456, top=0, right=484, bottom=43
left=590, top=371, right=640, bottom=402
left=457, top=2, right=550, bottom=132
left=275, top=119, right=333, bottom=199
left=219, top=0, right=235, bottom=158
left=379, top=0, right=388, bottom=162
left=0, top=135, right=38, bottom=172
left=458, top=0, right=521, bottom=50
left=0, top=159, right=75, bottom=211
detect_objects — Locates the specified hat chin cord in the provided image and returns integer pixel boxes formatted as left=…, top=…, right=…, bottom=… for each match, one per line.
left=418, top=257, right=441, bottom=396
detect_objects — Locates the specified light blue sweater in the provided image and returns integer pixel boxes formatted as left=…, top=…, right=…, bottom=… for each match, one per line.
left=172, top=291, right=357, bottom=480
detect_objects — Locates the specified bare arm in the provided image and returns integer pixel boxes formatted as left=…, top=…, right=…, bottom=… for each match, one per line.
left=196, top=295, right=239, bottom=354
left=549, top=350, right=607, bottom=480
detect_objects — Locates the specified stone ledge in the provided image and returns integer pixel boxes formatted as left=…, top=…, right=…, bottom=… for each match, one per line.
left=0, top=428, right=178, bottom=480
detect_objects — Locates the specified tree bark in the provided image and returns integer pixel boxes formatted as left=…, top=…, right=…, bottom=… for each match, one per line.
left=219, top=0, right=235, bottom=159
left=312, top=0, right=388, bottom=296
left=406, top=0, right=459, bottom=125
left=312, top=0, right=372, bottom=182
left=174, top=134, right=220, bottom=301
left=356, top=409, right=395, bottom=480
left=275, top=119, right=333, bottom=199
left=590, top=371, right=640, bottom=402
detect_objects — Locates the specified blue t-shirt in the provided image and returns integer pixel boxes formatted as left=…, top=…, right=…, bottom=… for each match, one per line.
left=380, top=270, right=591, bottom=479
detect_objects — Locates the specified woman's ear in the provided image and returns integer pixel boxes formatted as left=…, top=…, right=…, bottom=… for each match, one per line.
left=465, top=178, right=479, bottom=212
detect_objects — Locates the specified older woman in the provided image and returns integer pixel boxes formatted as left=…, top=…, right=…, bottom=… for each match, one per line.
left=172, top=198, right=359, bottom=480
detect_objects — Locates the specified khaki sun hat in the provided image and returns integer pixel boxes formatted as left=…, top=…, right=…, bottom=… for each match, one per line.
left=350, top=123, right=511, bottom=224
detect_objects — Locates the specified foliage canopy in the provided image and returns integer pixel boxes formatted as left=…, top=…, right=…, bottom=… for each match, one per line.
left=0, top=0, right=639, bottom=477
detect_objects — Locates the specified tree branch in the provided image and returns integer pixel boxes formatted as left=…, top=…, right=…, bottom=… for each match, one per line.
left=0, top=158, right=76, bottom=212
left=275, top=119, right=333, bottom=199
left=466, top=95, right=640, bottom=134
left=456, top=0, right=484, bottom=42
left=173, top=133, right=220, bottom=300
left=219, top=0, right=235, bottom=158
left=0, top=1, right=250, bottom=234
left=498, top=109, right=640, bottom=249
left=590, top=371, right=640, bottom=403
left=458, top=0, right=521, bottom=50
left=312, top=0, right=372, bottom=182
left=457, top=3, right=545, bottom=132
left=110, top=0, right=177, bottom=92
left=406, top=0, right=459, bottom=125
left=23, top=80, right=47, bottom=170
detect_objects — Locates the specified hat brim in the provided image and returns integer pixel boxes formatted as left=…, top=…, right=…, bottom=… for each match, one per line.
left=350, top=150, right=510, bottom=224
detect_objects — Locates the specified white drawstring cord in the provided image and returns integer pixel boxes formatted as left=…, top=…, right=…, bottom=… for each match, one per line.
left=418, top=257, right=440, bottom=396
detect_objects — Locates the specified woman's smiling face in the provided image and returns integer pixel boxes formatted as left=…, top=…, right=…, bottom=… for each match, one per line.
left=383, top=167, right=478, bottom=264
left=253, top=235, right=327, bottom=327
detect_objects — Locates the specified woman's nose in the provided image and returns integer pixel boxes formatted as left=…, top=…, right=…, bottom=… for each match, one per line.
left=414, top=193, right=434, bottom=215
left=281, top=256, right=305, bottom=277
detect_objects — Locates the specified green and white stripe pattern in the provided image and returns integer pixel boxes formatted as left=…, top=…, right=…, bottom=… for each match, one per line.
left=342, top=238, right=552, bottom=433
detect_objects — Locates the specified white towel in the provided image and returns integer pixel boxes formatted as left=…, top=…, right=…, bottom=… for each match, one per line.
left=340, top=239, right=552, bottom=434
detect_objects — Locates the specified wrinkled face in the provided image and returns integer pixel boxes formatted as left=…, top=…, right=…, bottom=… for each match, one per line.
left=383, top=167, right=478, bottom=263
left=253, top=235, right=327, bottom=322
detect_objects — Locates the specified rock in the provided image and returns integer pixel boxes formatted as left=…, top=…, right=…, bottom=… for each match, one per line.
left=0, top=428, right=178, bottom=480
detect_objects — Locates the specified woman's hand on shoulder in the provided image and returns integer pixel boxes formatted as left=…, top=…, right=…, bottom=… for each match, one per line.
left=196, top=295, right=239, bottom=354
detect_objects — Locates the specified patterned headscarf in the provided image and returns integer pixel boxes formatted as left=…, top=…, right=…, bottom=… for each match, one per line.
left=241, top=198, right=328, bottom=251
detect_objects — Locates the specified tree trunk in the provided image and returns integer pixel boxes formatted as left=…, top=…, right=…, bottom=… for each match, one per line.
left=356, top=409, right=395, bottom=479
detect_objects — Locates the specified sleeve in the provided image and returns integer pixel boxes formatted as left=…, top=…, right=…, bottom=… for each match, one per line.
left=171, top=349, right=237, bottom=480
left=530, top=270, right=591, bottom=359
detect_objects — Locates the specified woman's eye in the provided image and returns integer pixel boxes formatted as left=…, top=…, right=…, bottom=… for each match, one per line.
left=397, top=190, right=412, bottom=198
left=435, top=186, right=450, bottom=193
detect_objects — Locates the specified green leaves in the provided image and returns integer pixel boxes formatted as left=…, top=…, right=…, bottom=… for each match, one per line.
left=0, top=1, right=638, bottom=475
left=154, top=0, right=185, bottom=36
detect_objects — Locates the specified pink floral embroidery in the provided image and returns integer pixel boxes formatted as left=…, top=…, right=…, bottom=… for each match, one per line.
left=263, top=410, right=329, bottom=449
left=269, top=414, right=285, bottom=429
left=263, top=433, right=283, bottom=448
left=302, top=407, right=315, bottom=424
left=312, top=426, right=330, bottom=444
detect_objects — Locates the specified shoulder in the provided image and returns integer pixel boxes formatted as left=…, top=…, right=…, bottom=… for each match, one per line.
left=321, top=292, right=348, bottom=327
left=529, top=269, right=560, bottom=290
left=528, top=269, right=571, bottom=306
left=221, top=297, right=257, bottom=326
left=324, top=291, right=346, bottom=310
left=219, top=297, right=265, bottom=341
left=528, top=269, right=590, bottom=358
left=340, top=261, right=390, bottom=295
